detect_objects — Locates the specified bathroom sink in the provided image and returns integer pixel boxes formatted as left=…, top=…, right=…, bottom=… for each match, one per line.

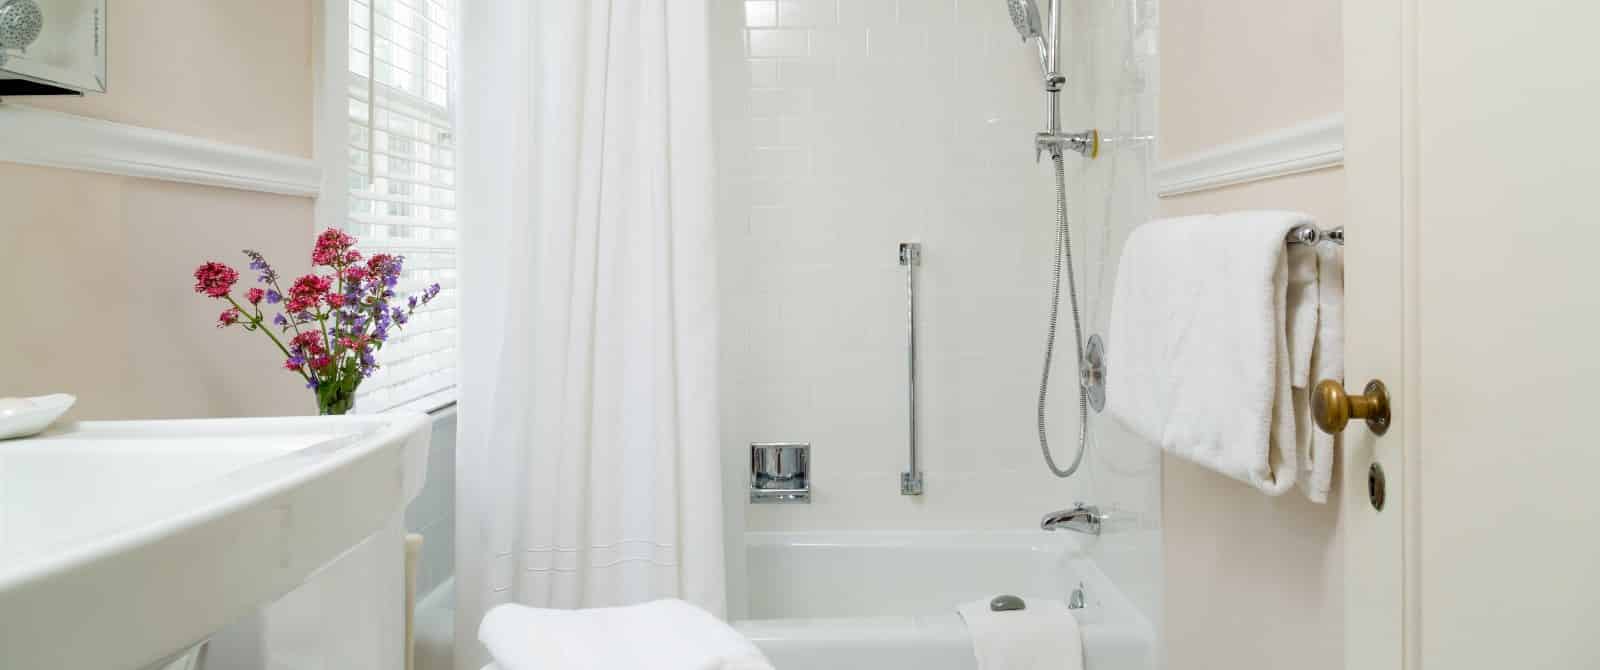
left=0, top=414, right=431, bottom=670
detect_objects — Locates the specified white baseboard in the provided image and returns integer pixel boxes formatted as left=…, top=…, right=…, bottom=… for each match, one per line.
left=0, top=103, right=322, bottom=197
left=1156, top=114, right=1344, bottom=197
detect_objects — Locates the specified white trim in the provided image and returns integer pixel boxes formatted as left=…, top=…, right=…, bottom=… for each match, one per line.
left=1156, top=113, right=1345, bottom=197
left=395, top=389, right=458, bottom=416
left=0, top=103, right=322, bottom=197
left=312, top=0, right=351, bottom=229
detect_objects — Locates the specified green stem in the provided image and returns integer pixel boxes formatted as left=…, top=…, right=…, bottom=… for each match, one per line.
left=226, top=295, right=310, bottom=384
left=267, top=275, right=304, bottom=336
left=317, top=311, right=334, bottom=383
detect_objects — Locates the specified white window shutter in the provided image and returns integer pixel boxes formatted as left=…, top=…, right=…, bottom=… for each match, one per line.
left=345, top=0, right=457, bottom=412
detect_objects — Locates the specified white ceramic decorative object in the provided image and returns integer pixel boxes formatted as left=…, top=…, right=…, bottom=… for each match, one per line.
left=0, top=393, right=75, bottom=440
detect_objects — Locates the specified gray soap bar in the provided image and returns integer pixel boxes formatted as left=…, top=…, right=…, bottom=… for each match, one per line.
left=989, top=594, right=1026, bottom=611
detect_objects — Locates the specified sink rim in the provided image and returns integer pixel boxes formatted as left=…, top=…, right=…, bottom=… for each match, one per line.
left=0, top=413, right=429, bottom=593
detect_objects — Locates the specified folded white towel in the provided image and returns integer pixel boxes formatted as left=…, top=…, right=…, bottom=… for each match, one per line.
left=1106, top=211, right=1340, bottom=498
left=478, top=599, right=774, bottom=670
left=1299, top=243, right=1344, bottom=502
left=956, top=598, right=1083, bottom=670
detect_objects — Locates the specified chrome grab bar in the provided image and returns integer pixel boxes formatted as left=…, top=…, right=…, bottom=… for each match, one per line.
left=899, top=242, right=924, bottom=496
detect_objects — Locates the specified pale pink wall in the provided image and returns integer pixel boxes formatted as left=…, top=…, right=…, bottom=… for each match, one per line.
left=32, top=1, right=314, bottom=157
left=1158, top=169, right=1347, bottom=670
left=1159, top=0, right=1342, bottom=160
left=1158, top=0, right=1346, bottom=668
left=0, top=1, right=317, bottom=420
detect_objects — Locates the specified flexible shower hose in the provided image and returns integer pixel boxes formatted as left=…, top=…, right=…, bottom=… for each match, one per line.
left=1037, top=151, right=1089, bottom=478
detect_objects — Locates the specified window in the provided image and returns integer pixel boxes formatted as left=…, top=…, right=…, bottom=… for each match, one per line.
left=343, top=0, right=457, bottom=412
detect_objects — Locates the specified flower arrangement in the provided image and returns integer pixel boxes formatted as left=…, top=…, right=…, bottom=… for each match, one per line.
left=193, top=229, right=441, bottom=415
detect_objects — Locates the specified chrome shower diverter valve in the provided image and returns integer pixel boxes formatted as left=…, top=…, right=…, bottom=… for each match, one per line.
left=1036, top=128, right=1101, bottom=162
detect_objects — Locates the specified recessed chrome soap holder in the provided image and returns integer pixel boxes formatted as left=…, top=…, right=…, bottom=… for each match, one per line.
left=750, top=442, right=810, bottom=504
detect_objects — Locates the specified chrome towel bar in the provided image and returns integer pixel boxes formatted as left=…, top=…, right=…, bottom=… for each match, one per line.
left=1287, top=224, right=1344, bottom=246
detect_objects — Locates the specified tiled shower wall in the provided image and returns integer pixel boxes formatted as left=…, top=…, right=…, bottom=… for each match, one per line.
left=713, top=0, right=1160, bottom=618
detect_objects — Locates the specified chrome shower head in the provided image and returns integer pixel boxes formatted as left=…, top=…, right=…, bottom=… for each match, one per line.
left=1004, top=0, right=1043, bottom=41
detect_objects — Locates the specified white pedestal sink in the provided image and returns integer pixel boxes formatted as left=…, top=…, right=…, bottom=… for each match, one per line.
left=0, top=414, right=431, bottom=670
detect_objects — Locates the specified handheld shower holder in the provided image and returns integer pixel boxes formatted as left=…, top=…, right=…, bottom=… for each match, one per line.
left=1036, top=128, right=1100, bottom=162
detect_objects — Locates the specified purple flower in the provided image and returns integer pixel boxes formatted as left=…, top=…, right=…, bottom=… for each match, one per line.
left=273, top=313, right=288, bottom=327
left=392, top=308, right=409, bottom=326
left=265, top=289, right=282, bottom=304
left=243, top=249, right=279, bottom=284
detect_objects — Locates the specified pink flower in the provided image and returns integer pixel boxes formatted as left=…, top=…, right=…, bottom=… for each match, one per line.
left=343, top=266, right=368, bottom=283
left=287, top=331, right=330, bottom=370
left=246, top=288, right=265, bottom=305
left=344, top=250, right=363, bottom=264
left=290, top=330, right=327, bottom=355
left=326, top=294, right=345, bottom=309
left=193, top=262, right=239, bottom=298
left=286, top=274, right=333, bottom=313
left=217, top=308, right=241, bottom=328
left=312, top=228, right=356, bottom=267
left=366, top=253, right=396, bottom=275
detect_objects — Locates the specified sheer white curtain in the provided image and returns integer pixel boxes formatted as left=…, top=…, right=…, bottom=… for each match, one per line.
left=455, top=2, right=723, bottom=668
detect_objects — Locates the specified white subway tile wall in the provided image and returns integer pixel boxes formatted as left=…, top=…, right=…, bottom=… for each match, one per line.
left=713, top=0, right=1160, bottom=556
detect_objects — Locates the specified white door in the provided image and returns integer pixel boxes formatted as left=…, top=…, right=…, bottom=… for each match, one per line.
left=1344, top=2, right=1600, bottom=668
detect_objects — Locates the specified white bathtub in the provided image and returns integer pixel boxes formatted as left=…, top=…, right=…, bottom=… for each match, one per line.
left=733, top=530, right=1155, bottom=670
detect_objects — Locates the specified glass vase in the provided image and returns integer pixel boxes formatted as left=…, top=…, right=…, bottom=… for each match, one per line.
left=317, top=385, right=356, bottom=416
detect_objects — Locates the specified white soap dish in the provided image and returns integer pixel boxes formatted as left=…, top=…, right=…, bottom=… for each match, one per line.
left=0, top=393, right=76, bottom=440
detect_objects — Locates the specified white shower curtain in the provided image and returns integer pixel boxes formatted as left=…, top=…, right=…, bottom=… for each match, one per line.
left=455, top=2, right=723, bottom=668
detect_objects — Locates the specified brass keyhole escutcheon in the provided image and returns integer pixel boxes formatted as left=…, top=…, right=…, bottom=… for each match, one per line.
left=1310, top=379, right=1392, bottom=436
left=1368, top=463, right=1387, bottom=511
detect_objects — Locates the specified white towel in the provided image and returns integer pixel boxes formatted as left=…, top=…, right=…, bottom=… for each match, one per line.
left=1299, top=244, right=1344, bottom=502
left=478, top=600, right=774, bottom=670
left=956, top=598, right=1083, bottom=670
left=1105, top=211, right=1340, bottom=498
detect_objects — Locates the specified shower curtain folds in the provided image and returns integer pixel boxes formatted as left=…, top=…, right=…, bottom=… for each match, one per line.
left=455, top=2, right=724, bottom=669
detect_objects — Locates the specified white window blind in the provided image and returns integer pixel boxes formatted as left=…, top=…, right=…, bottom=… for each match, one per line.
left=346, top=0, right=457, bottom=412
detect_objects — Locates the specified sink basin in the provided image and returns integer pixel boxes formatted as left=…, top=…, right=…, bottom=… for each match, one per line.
left=0, top=414, right=431, bottom=670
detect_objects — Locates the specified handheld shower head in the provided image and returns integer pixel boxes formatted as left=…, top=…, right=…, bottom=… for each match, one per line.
left=0, top=0, right=43, bottom=51
left=1003, top=0, right=1052, bottom=76
left=1005, top=0, right=1042, bottom=41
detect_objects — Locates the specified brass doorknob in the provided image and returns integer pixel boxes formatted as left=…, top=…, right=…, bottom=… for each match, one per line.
left=1310, top=379, right=1391, bottom=435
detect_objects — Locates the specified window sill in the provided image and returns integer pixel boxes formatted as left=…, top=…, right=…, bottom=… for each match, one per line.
left=369, top=388, right=457, bottom=419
